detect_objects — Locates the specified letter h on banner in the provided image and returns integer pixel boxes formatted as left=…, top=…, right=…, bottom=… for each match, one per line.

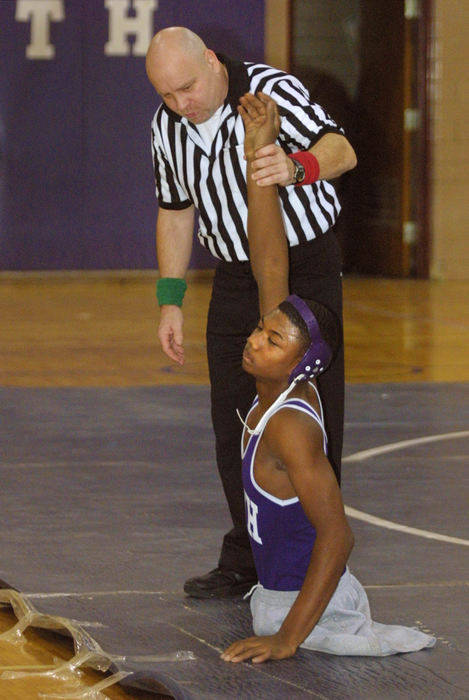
left=105, top=0, right=158, bottom=56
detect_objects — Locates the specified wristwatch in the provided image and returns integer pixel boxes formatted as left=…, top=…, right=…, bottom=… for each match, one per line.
left=291, top=158, right=305, bottom=185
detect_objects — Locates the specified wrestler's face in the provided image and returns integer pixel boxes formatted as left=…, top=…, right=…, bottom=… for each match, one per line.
left=242, top=309, right=305, bottom=381
left=148, top=49, right=227, bottom=124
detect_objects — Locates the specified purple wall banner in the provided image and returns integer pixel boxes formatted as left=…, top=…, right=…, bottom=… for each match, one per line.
left=0, top=1, right=264, bottom=270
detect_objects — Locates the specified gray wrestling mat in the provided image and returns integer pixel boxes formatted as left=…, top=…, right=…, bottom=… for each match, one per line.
left=0, top=384, right=468, bottom=699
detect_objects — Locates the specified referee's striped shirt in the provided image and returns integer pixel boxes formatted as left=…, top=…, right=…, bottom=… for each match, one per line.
left=151, top=55, right=344, bottom=263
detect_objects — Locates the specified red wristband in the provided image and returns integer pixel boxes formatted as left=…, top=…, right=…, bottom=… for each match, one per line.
left=288, top=151, right=320, bottom=185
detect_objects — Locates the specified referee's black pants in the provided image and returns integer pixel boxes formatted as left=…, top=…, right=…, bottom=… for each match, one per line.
left=206, top=230, right=344, bottom=575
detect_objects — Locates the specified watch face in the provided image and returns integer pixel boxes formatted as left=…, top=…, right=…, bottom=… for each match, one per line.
left=295, top=162, right=305, bottom=183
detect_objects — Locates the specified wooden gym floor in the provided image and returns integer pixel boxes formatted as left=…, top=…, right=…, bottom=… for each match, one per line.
left=0, top=272, right=468, bottom=699
left=1, top=272, right=469, bottom=387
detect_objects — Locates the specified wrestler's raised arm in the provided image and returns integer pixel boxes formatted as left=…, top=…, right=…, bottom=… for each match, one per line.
left=238, top=93, right=289, bottom=315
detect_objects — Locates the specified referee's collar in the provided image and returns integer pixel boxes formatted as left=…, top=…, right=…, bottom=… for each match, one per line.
left=217, top=54, right=250, bottom=112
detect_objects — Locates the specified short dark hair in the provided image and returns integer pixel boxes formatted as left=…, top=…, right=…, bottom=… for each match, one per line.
left=279, top=298, right=342, bottom=360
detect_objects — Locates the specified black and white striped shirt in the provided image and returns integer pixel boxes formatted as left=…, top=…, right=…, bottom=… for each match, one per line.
left=151, top=55, right=343, bottom=263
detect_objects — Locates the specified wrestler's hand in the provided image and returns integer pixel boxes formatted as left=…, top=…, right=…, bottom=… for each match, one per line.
left=250, top=143, right=295, bottom=187
left=238, top=92, right=280, bottom=161
left=158, top=305, right=184, bottom=365
left=220, top=633, right=297, bottom=664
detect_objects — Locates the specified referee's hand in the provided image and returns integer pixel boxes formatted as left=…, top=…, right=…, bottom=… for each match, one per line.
left=250, top=143, right=294, bottom=188
left=158, top=305, right=185, bottom=365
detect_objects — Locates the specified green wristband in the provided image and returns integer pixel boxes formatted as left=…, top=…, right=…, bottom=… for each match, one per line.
left=156, top=277, right=187, bottom=307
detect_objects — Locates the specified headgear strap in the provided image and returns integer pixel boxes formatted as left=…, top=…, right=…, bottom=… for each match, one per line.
left=285, top=295, right=332, bottom=383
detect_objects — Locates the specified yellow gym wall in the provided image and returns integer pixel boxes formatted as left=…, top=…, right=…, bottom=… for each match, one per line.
left=265, top=0, right=469, bottom=281
left=430, top=0, right=469, bottom=280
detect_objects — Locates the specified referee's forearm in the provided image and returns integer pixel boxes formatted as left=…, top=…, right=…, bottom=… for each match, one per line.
left=308, top=133, right=357, bottom=181
left=156, top=206, right=195, bottom=277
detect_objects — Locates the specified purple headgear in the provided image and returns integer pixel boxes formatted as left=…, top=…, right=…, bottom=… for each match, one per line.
left=285, top=295, right=332, bottom=384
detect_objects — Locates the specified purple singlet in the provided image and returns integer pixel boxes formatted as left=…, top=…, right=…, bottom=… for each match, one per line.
left=241, top=387, right=328, bottom=591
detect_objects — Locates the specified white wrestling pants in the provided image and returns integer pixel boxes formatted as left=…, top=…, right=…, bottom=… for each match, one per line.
left=250, top=568, right=436, bottom=656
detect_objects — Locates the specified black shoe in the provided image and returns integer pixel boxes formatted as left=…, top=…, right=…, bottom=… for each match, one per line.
left=183, top=567, right=257, bottom=599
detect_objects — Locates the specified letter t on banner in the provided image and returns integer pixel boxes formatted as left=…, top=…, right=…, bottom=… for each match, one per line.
left=105, top=0, right=158, bottom=56
left=15, top=0, right=65, bottom=59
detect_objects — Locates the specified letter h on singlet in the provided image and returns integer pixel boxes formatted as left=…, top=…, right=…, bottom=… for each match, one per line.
left=244, top=492, right=263, bottom=545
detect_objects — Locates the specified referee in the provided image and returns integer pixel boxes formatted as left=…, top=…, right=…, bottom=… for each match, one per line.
left=145, top=27, right=357, bottom=599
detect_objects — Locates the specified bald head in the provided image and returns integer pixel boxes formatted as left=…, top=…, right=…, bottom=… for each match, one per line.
left=146, top=27, right=228, bottom=124
left=147, top=27, right=207, bottom=66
